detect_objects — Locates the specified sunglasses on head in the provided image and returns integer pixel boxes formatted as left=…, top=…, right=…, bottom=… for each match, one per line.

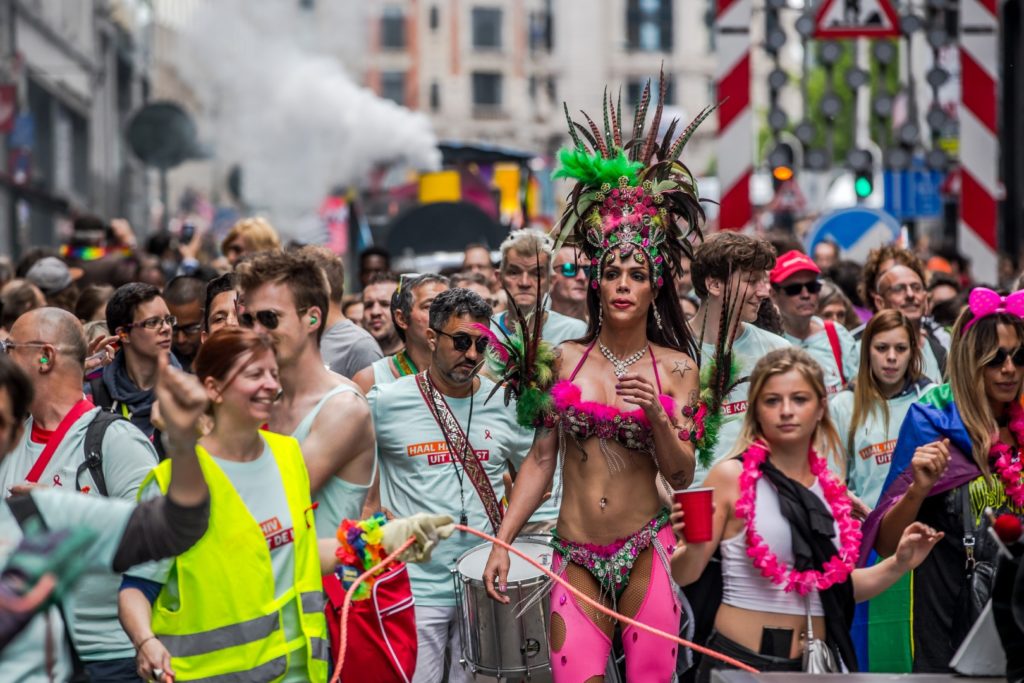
left=986, top=346, right=1024, bottom=368
left=559, top=262, right=592, bottom=278
left=774, top=280, right=823, bottom=297
left=239, top=308, right=307, bottom=331
left=434, top=330, right=489, bottom=353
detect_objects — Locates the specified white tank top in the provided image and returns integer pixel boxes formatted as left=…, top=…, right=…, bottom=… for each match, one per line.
left=720, top=477, right=838, bottom=616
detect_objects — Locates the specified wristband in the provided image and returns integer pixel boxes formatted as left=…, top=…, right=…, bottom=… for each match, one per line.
left=136, top=635, right=158, bottom=651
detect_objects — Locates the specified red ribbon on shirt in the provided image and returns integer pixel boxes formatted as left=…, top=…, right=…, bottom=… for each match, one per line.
left=24, top=399, right=94, bottom=484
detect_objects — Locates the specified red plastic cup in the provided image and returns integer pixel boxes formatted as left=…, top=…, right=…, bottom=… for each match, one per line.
left=674, top=488, right=713, bottom=543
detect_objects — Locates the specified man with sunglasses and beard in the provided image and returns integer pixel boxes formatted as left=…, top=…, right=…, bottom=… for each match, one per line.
left=770, top=250, right=859, bottom=397
left=369, top=288, right=533, bottom=683
left=550, top=245, right=590, bottom=323
left=234, top=252, right=377, bottom=537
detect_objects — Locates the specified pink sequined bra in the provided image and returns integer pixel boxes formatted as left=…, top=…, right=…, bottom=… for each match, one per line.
left=551, top=341, right=676, bottom=455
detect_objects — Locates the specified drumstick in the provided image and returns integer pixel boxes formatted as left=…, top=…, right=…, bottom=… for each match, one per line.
left=331, top=526, right=761, bottom=679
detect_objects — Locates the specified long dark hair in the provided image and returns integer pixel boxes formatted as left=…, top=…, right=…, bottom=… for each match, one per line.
left=578, top=258, right=695, bottom=357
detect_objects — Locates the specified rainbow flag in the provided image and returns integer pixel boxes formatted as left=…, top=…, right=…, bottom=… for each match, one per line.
left=857, top=384, right=983, bottom=671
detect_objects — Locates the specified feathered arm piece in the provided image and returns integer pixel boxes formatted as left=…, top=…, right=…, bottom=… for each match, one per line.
left=695, top=355, right=741, bottom=469
left=474, top=321, right=557, bottom=429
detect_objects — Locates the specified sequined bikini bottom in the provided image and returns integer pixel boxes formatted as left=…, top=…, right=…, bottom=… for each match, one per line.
left=549, top=508, right=670, bottom=597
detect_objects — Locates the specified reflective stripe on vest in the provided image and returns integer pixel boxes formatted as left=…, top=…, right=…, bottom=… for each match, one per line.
left=186, top=656, right=288, bottom=683
left=143, top=431, right=328, bottom=682
left=160, top=613, right=280, bottom=658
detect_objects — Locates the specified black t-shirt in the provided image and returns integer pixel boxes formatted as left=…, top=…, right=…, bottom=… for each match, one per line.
left=913, top=475, right=1019, bottom=672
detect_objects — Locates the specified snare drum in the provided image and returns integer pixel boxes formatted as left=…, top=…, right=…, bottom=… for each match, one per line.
left=452, top=538, right=553, bottom=679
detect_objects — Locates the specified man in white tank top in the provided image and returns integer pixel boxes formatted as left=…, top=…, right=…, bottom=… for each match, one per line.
left=235, top=252, right=377, bottom=537
left=354, top=274, right=450, bottom=395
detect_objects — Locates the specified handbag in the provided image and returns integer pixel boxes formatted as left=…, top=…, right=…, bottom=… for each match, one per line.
left=953, top=485, right=996, bottom=646
left=802, top=595, right=840, bottom=673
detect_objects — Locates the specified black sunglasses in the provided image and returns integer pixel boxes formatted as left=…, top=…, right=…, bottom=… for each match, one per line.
left=559, top=262, right=592, bottom=278
left=986, top=346, right=1024, bottom=368
left=434, top=330, right=489, bottom=353
left=774, top=280, right=823, bottom=297
left=239, top=307, right=307, bottom=331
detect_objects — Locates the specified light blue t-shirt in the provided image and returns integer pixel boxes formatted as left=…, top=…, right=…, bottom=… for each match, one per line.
left=783, top=317, right=860, bottom=398
left=829, top=380, right=935, bottom=507
left=695, top=323, right=791, bottom=485
left=369, top=374, right=533, bottom=606
left=290, top=384, right=376, bottom=537
left=492, top=309, right=584, bottom=522
left=0, top=408, right=157, bottom=662
left=130, top=440, right=308, bottom=682
left=0, top=490, right=137, bottom=683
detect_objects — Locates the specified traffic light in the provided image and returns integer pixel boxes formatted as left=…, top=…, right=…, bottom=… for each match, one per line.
left=768, top=142, right=796, bottom=190
left=848, top=148, right=875, bottom=201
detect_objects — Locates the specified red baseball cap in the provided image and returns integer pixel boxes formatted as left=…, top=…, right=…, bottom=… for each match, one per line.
left=770, top=250, right=821, bottom=284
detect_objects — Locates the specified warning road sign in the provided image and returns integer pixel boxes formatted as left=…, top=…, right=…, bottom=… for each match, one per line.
left=814, top=0, right=901, bottom=39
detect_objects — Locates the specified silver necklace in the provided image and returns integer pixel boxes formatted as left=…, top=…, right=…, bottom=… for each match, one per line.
left=599, top=341, right=648, bottom=378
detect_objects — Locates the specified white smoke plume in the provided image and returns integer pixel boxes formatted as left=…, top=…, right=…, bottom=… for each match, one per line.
left=171, top=0, right=440, bottom=237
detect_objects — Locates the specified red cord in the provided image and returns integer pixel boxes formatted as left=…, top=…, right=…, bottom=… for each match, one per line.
left=330, top=526, right=760, bottom=681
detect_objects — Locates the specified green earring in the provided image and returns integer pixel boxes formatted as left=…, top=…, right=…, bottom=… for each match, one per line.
left=40, top=357, right=48, bottom=364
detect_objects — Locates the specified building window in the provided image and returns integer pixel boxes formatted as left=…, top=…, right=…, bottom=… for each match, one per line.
left=380, top=6, right=406, bottom=50
left=430, top=5, right=440, bottom=30
left=430, top=81, right=441, bottom=111
left=472, top=7, right=502, bottom=50
left=472, top=71, right=503, bottom=111
left=627, top=75, right=676, bottom=106
left=626, top=0, right=673, bottom=52
left=528, top=8, right=553, bottom=53
left=381, top=71, right=406, bottom=105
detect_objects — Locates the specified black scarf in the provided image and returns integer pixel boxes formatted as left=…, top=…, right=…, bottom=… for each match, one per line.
left=760, top=458, right=857, bottom=671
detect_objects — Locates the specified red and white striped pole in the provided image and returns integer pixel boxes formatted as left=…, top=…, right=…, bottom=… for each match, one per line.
left=958, top=0, right=1000, bottom=279
left=716, top=0, right=752, bottom=231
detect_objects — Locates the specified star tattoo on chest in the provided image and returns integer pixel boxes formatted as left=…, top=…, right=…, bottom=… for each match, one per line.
left=671, top=359, right=694, bottom=379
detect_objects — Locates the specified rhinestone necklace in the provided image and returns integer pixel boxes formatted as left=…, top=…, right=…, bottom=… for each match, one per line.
left=599, top=341, right=648, bottom=378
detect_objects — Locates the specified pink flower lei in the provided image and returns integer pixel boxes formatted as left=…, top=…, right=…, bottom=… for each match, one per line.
left=733, top=441, right=862, bottom=595
left=990, top=402, right=1024, bottom=508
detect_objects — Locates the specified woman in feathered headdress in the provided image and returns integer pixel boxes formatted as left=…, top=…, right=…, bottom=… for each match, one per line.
left=480, top=72, right=714, bottom=681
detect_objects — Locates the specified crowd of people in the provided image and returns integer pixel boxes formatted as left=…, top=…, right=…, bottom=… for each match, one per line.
left=3, top=81, right=1024, bottom=683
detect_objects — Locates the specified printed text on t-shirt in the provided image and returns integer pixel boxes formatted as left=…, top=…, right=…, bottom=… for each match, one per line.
left=859, top=439, right=897, bottom=466
left=407, top=440, right=490, bottom=466
left=260, top=516, right=295, bottom=551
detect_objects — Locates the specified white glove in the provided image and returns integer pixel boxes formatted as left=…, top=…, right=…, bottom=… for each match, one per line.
left=382, top=513, right=456, bottom=563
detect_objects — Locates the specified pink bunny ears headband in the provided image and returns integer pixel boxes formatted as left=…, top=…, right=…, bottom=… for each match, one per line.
left=964, top=287, right=1024, bottom=332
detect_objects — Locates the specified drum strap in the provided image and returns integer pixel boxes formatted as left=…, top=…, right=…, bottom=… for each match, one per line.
left=416, top=371, right=503, bottom=533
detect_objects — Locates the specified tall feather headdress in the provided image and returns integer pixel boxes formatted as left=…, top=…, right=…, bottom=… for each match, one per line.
left=551, top=68, right=717, bottom=288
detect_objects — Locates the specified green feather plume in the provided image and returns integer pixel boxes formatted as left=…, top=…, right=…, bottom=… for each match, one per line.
left=553, top=147, right=643, bottom=189
left=695, top=355, right=741, bottom=469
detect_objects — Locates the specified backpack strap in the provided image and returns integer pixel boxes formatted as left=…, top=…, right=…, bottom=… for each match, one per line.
left=823, top=321, right=846, bottom=387
left=75, top=412, right=123, bottom=497
left=89, top=377, right=115, bottom=413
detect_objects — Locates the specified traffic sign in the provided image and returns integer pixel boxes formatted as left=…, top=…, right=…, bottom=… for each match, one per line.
left=805, top=207, right=901, bottom=263
left=815, top=0, right=901, bottom=39
left=883, top=160, right=945, bottom=220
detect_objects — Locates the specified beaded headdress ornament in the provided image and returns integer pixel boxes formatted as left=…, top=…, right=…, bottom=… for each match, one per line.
left=552, top=69, right=716, bottom=290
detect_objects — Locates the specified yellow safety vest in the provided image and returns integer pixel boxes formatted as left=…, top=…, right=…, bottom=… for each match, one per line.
left=141, top=431, right=329, bottom=682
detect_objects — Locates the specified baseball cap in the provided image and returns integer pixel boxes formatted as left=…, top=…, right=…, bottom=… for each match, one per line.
left=25, top=257, right=82, bottom=295
left=769, top=250, right=820, bottom=285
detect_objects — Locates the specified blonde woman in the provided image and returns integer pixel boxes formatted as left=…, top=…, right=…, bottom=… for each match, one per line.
left=864, top=289, right=1024, bottom=672
left=671, top=347, right=941, bottom=680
